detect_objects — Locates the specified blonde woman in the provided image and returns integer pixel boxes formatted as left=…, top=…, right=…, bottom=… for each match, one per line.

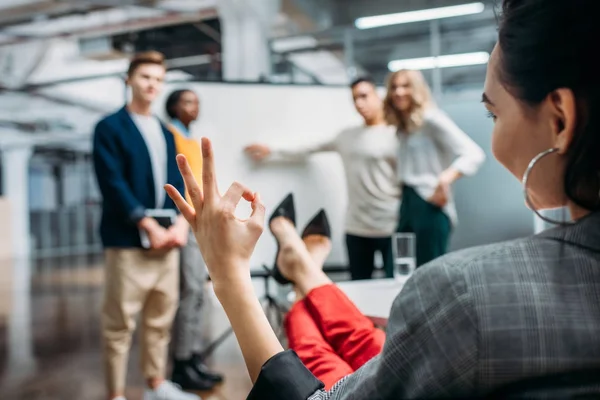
left=385, top=70, right=485, bottom=267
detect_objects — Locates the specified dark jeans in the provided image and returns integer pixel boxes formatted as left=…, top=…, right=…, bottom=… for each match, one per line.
left=345, top=234, right=394, bottom=280
left=173, top=234, right=206, bottom=360
left=396, top=185, right=451, bottom=268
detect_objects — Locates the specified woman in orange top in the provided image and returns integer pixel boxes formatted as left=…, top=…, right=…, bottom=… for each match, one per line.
left=167, top=90, right=204, bottom=195
left=165, top=89, right=224, bottom=390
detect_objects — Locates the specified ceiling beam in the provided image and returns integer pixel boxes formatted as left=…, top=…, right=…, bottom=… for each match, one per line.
left=193, top=21, right=221, bottom=44
left=0, top=7, right=217, bottom=46
left=0, top=53, right=216, bottom=91
left=0, top=1, right=109, bottom=27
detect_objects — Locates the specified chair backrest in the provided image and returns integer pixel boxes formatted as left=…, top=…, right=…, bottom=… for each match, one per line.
left=487, top=369, right=600, bottom=399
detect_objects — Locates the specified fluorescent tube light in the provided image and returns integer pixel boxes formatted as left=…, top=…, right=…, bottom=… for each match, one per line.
left=388, top=52, right=490, bottom=71
left=355, top=2, right=485, bottom=29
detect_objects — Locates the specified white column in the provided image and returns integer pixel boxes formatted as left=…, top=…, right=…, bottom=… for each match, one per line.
left=344, top=29, right=357, bottom=80
left=218, top=0, right=280, bottom=81
left=217, top=0, right=242, bottom=81
left=7, top=257, right=35, bottom=377
left=430, top=20, right=442, bottom=99
left=2, top=146, right=32, bottom=258
left=239, top=12, right=270, bottom=81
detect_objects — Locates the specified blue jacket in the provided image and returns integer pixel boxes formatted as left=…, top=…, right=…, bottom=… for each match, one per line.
left=92, top=106, right=184, bottom=248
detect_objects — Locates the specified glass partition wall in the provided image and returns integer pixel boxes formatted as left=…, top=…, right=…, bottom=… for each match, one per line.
left=29, top=142, right=102, bottom=259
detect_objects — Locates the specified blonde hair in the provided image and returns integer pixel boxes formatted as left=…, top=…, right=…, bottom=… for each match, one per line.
left=384, top=69, right=435, bottom=132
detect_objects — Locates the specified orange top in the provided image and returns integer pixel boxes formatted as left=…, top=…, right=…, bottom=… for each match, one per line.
left=169, top=125, right=203, bottom=203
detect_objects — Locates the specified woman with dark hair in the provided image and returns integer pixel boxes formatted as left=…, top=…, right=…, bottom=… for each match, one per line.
left=166, top=90, right=200, bottom=135
left=165, top=0, right=600, bottom=397
left=164, top=89, right=225, bottom=391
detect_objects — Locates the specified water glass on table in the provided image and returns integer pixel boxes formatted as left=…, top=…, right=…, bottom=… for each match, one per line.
left=392, top=233, right=416, bottom=279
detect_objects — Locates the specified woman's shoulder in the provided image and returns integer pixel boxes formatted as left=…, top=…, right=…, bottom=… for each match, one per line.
left=421, top=107, right=452, bottom=129
left=420, top=212, right=600, bottom=287
left=420, top=230, right=598, bottom=300
left=386, top=237, right=542, bottom=336
left=416, top=235, right=552, bottom=283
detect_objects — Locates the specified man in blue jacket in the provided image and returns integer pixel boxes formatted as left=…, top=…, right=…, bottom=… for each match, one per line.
left=93, top=51, right=199, bottom=400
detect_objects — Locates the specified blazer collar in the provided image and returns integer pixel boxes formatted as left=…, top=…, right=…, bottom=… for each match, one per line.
left=539, top=211, right=600, bottom=252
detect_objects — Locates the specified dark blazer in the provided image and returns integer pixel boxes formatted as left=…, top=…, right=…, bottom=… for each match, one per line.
left=92, top=106, right=184, bottom=248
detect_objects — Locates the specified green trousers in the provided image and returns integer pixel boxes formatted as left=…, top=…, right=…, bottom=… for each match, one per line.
left=396, top=185, right=451, bottom=268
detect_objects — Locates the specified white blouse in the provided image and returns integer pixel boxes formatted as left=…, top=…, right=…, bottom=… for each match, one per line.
left=397, top=108, right=485, bottom=225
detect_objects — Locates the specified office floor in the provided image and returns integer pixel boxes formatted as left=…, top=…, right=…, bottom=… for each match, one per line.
left=0, top=256, right=254, bottom=400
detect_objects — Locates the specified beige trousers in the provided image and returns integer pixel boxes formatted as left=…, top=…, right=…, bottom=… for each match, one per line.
left=102, top=248, right=179, bottom=394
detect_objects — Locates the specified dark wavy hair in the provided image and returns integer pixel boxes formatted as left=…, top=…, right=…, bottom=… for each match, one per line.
left=350, top=76, right=376, bottom=89
left=498, top=0, right=600, bottom=210
left=165, top=89, right=192, bottom=120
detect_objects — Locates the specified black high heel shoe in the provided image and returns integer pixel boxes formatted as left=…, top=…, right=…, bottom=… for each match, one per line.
left=301, top=209, right=331, bottom=239
left=265, top=193, right=296, bottom=284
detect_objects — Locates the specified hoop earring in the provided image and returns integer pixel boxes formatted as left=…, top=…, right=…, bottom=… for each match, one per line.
left=522, top=148, right=573, bottom=226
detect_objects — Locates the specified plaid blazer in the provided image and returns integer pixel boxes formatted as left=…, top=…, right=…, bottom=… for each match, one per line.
left=249, top=211, right=600, bottom=399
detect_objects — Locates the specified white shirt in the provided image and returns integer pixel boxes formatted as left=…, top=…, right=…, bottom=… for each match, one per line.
left=397, top=108, right=485, bottom=225
left=130, top=112, right=167, bottom=208
left=270, top=124, right=401, bottom=237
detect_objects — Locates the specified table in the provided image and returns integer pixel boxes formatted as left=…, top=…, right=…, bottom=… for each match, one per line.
left=337, top=277, right=408, bottom=327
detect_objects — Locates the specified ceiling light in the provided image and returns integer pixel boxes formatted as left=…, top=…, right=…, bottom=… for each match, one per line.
left=388, top=52, right=490, bottom=71
left=355, top=2, right=485, bottom=29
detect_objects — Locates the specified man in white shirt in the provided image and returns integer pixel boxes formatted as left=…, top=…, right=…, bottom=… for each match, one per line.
left=93, top=51, right=199, bottom=400
left=244, top=77, right=401, bottom=280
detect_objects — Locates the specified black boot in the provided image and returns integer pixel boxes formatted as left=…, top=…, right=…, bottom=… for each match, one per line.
left=191, top=354, right=224, bottom=383
left=171, top=359, right=216, bottom=391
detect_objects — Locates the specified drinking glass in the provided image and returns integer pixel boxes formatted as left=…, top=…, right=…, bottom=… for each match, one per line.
left=391, top=232, right=416, bottom=279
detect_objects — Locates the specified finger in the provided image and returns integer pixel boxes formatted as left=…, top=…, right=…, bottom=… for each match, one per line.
left=249, top=192, right=265, bottom=232
left=242, top=189, right=255, bottom=202
left=165, top=184, right=196, bottom=225
left=222, top=181, right=255, bottom=212
left=201, top=137, right=219, bottom=204
left=154, top=237, right=167, bottom=250
left=175, top=154, right=204, bottom=211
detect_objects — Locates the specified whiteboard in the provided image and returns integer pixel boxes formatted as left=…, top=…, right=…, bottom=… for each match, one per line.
left=156, top=83, right=365, bottom=269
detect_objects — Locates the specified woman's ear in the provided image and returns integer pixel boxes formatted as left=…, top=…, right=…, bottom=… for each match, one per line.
left=548, top=88, right=577, bottom=154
